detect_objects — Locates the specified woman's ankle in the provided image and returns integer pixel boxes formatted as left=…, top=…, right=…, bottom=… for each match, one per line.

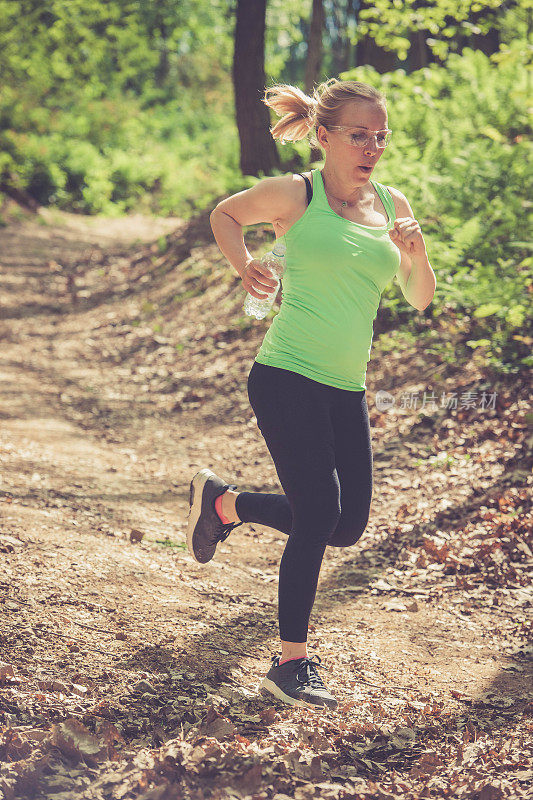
left=220, top=489, right=240, bottom=524
left=280, top=641, right=308, bottom=663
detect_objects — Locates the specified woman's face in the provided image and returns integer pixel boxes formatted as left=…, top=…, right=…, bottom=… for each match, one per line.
left=317, top=100, right=389, bottom=182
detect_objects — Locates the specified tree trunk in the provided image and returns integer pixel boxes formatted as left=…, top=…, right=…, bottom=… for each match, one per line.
left=233, top=0, right=280, bottom=176
left=409, top=28, right=433, bottom=70
left=339, top=0, right=358, bottom=73
left=355, top=2, right=399, bottom=73
left=356, top=35, right=398, bottom=72
left=408, top=1, right=442, bottom=71
left=453, top=6, right=505, bottom=56
left=304, top=0, right=325, bottom=165
left=155, top=22, right=170, bottom=87
left=304, top=0, right=324, bottom=94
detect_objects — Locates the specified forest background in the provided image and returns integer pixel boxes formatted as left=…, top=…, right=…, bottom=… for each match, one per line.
left=0, top=0, right=531, bottom=377
left=0, top=4, right=532, bottom=797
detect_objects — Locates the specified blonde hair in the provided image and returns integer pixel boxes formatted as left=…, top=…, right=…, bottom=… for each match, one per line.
left=262, top=78, right=387, bottom=148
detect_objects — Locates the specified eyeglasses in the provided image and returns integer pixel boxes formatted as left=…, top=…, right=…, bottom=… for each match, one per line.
left=325, top=126, right=393, bottom=149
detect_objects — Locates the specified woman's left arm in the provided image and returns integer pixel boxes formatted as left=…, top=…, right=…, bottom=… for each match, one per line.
left=387, top=186, right=437, bottom=312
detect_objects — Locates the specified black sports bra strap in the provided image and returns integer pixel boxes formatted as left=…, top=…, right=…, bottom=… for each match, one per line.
left=296, top=172, right=313, bottom=206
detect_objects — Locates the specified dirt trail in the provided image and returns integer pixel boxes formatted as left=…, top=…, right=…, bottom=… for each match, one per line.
left=0, top=203, right=531, bottom=799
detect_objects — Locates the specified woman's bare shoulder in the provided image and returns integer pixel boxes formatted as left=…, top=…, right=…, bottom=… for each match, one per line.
left=385, top=185, right=415, bottom=218
left=272, top=172, right=313, bottom=237
left=213, top=172, right=306, bottom=227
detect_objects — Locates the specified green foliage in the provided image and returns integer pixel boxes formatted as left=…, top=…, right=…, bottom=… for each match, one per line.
left=153, top=538, right=185, bottom=549
left=354, top=0, right=526, bottom=61
left=0, top=0, right=236, bottom=213
left=0, top=86, right=240, bottom=214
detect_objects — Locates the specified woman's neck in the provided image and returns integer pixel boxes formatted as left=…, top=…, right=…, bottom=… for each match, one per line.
left=320, top=164, right=367, bottom=207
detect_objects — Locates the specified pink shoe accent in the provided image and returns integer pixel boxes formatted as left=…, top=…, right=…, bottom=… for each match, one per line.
left=279, top=655, right=308, bottom=665
left=215, top=493, right=231, bottom=524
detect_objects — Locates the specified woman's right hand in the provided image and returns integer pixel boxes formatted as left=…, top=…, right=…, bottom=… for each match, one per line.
left=241, top=259, right=278, bottom=299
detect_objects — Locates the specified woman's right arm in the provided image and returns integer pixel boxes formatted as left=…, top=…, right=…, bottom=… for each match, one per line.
left=210, top=175, right=295, bottom=300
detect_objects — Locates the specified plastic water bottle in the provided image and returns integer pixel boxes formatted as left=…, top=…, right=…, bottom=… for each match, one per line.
left=244, top=240, right=286, bottom=319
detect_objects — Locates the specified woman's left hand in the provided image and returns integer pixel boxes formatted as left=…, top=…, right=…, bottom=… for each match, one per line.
left=389, top=217, right=427, bottom=259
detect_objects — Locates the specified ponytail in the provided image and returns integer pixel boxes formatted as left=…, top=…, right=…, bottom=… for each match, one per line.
left=262, top=78, right=387, bottom=149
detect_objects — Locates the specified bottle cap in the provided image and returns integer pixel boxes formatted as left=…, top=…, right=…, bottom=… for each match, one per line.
left=273, top=239, right=286, bottom=256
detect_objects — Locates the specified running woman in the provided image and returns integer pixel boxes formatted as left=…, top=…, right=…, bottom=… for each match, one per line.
left=187, top=78, right=436, bottom=710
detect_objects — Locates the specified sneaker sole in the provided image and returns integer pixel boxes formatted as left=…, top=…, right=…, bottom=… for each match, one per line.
left=258, top=676, right=337, bottom=711
left=186, top=468, right=215, bottom=564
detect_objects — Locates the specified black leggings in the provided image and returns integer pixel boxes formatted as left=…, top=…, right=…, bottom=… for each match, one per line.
left=235, top=361, right=373, bottom=643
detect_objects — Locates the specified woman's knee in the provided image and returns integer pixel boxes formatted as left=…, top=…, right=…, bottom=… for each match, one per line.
left=291, top=497, right=342, bottom=547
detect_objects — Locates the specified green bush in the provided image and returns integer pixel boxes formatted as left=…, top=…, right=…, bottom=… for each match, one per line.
left=0, top=88, right=239, bottom=215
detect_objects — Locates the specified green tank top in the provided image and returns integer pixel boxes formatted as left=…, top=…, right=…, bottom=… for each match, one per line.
left=254, top=167, right=401, bottom=391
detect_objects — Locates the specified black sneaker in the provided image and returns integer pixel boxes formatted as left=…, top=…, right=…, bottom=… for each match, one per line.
left=258, top=654, right=338, bottom=710
left=186, top=468, right=244, bottom=564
